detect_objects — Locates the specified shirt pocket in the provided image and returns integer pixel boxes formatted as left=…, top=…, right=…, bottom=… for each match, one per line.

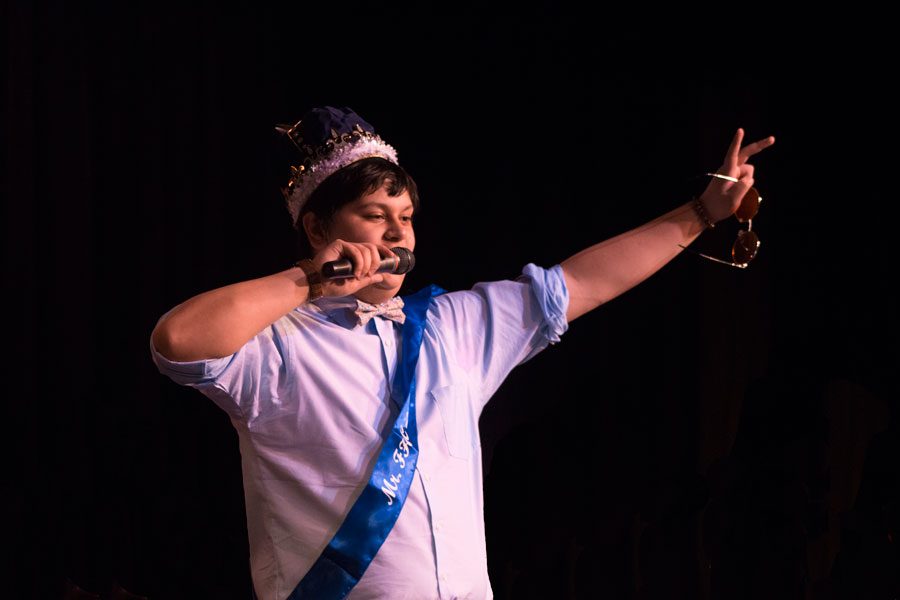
left=430, top=383, right=476, bottom=460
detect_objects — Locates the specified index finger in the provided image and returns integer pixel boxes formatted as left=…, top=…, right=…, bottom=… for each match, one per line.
left=738, top=134, right=776, bottom=162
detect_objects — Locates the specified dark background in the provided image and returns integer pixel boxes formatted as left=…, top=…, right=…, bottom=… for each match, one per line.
left=6, top=3, right=898, bottom=599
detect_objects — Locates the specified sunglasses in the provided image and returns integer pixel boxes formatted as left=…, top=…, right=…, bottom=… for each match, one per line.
left=678, top=173, right=763, bottom=269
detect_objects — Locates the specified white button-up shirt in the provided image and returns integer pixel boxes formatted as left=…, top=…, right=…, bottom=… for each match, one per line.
left=150, top=263, right=569, bottom=600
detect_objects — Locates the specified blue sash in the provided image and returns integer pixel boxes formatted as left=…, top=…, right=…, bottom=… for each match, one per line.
left=285, top=284, right=445, bottom=600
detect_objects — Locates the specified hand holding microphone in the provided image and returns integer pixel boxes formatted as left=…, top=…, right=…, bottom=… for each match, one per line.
left=321, top=246, right=415, bottom=279
left=308, top=240, right=415, bottom=297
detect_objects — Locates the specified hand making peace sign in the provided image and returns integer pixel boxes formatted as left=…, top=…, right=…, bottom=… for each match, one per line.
left=699, top=128, right=776, bottom=224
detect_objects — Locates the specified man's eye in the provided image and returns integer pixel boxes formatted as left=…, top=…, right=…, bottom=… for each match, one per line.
left=366, top=214, right=385, bottom=220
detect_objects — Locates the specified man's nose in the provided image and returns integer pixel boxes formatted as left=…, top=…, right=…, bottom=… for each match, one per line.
left=384, top=217, right=407, bottom=242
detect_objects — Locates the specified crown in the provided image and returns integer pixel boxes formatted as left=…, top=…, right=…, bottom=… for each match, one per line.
left=275, top=106, right=399, bottom=229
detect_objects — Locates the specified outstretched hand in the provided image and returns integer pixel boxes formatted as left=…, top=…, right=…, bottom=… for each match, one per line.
left=700, top=128, right=776, bottom=224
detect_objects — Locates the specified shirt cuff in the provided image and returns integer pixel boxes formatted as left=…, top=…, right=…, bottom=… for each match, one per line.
left=149, top=338, right=233, bottom=386
left=520, top=262, right=569, bottom=344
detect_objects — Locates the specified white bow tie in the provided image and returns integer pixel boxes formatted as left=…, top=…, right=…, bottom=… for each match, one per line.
left=353, top=297, right=406, bottom=326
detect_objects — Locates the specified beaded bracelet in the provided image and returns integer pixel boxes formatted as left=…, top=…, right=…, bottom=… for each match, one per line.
left=692, top=196, right=716, bottom=229
left=294, top=259, right=324, bottom=301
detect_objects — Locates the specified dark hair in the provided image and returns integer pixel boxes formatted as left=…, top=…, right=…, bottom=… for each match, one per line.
left=296, top=157, right=420, bottom=257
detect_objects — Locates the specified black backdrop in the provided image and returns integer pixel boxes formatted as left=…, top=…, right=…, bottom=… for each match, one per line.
left=6, top=4, right=898, bottom=599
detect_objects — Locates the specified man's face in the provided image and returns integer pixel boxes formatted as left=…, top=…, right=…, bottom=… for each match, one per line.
left=316, top=184, right=416, bottom=300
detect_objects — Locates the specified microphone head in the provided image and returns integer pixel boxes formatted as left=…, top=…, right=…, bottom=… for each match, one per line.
left=390, top=247, right=415, bottom=274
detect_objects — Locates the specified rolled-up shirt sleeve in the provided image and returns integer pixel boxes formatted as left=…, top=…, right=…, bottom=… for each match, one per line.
left=517, top=262, right=569, bottom=346
left=428, top=263, right=569, bottom=407
left=149, top=317, right=291, bottom=422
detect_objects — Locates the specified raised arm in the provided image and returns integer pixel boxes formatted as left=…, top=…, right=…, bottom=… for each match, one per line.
left=151, top=240, right=391, bottom=361
left=561, top=128, right=775, bottom=322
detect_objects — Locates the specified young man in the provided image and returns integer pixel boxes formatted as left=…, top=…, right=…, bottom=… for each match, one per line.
left=150, top=106, right=774, bottom=599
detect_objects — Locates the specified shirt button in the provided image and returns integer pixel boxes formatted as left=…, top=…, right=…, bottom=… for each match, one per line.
left=440, top=574, right=447, bottom=582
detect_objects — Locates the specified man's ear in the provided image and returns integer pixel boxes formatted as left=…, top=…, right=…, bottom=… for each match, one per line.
left=302, top=212, right=328, bottom=252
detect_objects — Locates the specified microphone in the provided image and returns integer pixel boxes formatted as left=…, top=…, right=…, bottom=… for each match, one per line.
left=321, top=247, right=415, bottom=279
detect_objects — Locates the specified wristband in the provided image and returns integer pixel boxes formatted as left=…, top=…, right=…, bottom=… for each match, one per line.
left=692, top=195, right=716, bottom=229
left=294, top=259, right=324, bottom=301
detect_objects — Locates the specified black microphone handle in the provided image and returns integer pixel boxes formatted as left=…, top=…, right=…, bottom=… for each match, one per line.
left=321, top=247, right=414, bottom=279
left=321, top=256, right=397, bottom=279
